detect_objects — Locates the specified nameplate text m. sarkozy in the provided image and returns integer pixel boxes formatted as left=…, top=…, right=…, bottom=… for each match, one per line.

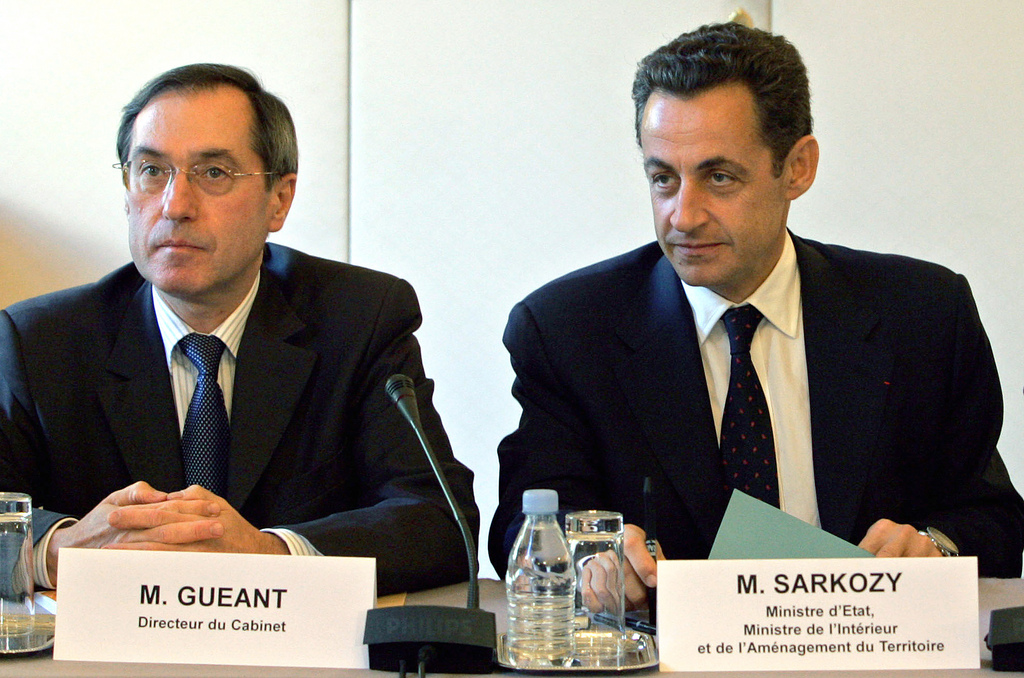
left=657, top=557, right=979, bottom=672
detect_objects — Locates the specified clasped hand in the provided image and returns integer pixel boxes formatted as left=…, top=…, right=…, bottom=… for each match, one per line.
left=47, top=481, right=287, bottom=583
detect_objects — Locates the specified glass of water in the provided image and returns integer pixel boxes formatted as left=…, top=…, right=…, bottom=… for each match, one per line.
left=0, top=493, right=34, bottom=640
left=565, top=510, right=625, bottom=663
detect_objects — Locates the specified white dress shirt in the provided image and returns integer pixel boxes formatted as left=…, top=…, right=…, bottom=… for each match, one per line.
left=681, top=232, right=820, bottom=526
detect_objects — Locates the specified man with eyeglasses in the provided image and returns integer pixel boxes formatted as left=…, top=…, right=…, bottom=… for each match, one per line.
left=0, top=64, right=477, bottom=595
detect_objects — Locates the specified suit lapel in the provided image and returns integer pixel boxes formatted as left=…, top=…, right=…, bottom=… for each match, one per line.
left=794, top=238, right=893, bottom=541
left=98, top=282, right=184, bottom=489
left=613, top=255, right=727, bottom=547
left=227, top=273, right=316, bottom=507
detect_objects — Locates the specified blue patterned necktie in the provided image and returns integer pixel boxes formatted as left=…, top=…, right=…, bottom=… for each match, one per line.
left=178, top=333, right=230, bottom=496
left=719, top=305, right=779, bottom=507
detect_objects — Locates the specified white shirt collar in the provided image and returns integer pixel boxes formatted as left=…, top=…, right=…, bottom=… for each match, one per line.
left=681, top=232, right=801, bottom=344
left=153, top=272, right=261, bottom=366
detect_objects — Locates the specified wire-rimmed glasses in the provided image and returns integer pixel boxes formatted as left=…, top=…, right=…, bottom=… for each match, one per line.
left=114, top=160, right=278, bottom=196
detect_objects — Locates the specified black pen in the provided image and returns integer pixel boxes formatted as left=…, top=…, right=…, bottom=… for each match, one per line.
left=643, top=476, right=657, bottom=558
left=594, top=612, right=657, bottom=635
left=643, top=476, right=658, bottom=630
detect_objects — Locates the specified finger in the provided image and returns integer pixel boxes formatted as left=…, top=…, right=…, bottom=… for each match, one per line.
left=167, top=485, right=218, bottom=501
left=579, top=561, right=600, bottom=612
left=103, top=541, right=180, bottom=552
left=594, top=551, right=625, bottom=614
left=877, top=531, right=940, bottom=558
left=582, top=558, right=609, bottom=613
left=622, top=557, right=649, bottom=610
left=108, top=503, right=221, bottom=530
left=107, top=481, right=168, bottom=507
left=152, top=498, right=222, bottom=517
left=624, top=525, right=657, bottom=587
left=111, top=519, right=225, bottom=545
left=857, top=518, right=897, bottom=554
left=859, top=520, right=939, bottom=558
left=102, top=541, right=213, bottom=553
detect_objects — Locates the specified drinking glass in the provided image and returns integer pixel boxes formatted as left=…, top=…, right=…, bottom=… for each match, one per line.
left=0, top=492, right=34, bottom=645
left=565, top=510, right=625, bottom=663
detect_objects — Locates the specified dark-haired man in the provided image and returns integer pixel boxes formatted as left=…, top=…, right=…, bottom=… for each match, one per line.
left=0, top=64, right=477, bottom=595
left=489, top=23, right=1024, bottom=609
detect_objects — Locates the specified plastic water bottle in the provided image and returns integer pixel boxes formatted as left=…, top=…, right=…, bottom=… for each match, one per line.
left=505, top=489, right=576, bottom=667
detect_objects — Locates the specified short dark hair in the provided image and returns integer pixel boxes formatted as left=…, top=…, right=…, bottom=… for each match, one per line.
left=632, top=23, right=811, bottom=174
left=116, top=63, right=298, bottom=189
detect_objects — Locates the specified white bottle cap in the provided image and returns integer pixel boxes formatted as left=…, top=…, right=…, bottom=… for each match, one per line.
left=522, top=489, right=559, bottom=514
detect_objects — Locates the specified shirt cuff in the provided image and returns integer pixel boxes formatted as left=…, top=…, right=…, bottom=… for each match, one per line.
left=262, top=528, right=323, bottom=556
left=34, top=517, right=78, bottom=589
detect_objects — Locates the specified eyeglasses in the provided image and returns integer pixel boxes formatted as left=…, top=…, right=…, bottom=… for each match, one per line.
left=114, top=160, right=278, bottom=196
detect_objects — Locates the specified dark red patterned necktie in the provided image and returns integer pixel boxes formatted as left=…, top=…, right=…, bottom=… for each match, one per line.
left=719, top=305, right=779, bottom=507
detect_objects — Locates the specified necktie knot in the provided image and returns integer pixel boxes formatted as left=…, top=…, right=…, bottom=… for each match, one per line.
left=179, top=333, right=226, bottom=377
left=722, top=305, right=764, bottom=355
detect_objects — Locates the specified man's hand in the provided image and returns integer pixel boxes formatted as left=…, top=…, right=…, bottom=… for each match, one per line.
left=623, top=524, right=661, bottom=610
left=858, top=518, right=942, bottom=557
left=45, top=481, right=205, bottom=583
left=47, top=482, right=288, bottom=583
left=579, top=524, right=663, bottom=613
left=579, top=550, right=624, bottom=616
left=103, top=485, right=288, bottom=556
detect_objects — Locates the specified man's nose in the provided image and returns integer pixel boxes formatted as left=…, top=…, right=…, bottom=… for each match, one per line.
left=669, top=182, right=706, bottom=232
left=162, top=169, right=199, bottom=220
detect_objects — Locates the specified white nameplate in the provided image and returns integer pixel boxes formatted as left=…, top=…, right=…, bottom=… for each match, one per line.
left=54, top=549, right=376, bottom=669
left=657, top=557, right=979, bottom=672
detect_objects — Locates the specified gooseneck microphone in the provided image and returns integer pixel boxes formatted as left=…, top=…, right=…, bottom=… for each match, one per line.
left=385, top=374, right=481, bottom=609
left=363, top=375, right=496, bottom=674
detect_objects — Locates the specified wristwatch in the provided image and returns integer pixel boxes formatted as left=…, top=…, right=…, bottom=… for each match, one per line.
left=918, top=526, right=959, bottom=557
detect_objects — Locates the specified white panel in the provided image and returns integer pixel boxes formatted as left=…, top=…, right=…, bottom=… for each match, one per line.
left=775, top=1, right=1024, bottom=495
left=351, top=1, right=768, bottom=577
left=0, top=0, right=348, bottom=307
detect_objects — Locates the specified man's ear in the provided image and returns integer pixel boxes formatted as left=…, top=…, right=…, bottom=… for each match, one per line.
left=267, top=173, right=297, bottom=234
left=784, top=135, right=818, bottom=201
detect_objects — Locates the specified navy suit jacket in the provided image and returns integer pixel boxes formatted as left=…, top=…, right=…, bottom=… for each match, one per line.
left=489, top=236, right=1024, bottom=577
left=0, top=244, right=478, bottom=595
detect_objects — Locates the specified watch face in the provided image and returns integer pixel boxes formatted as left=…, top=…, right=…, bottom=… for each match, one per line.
left=926, top=527, right=959, bottom=556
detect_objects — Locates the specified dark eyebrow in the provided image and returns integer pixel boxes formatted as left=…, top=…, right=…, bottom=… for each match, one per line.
left=195, top=149, right=238, bottom=163
left=128, top=146, right=240, bottom=165
left=696, top=156, right=749, bottom=179
left=643, top=157, right=674, bottom=174
left=644, top=155, right=750, bottom=180
left=130, top=146, right=167, bottom=160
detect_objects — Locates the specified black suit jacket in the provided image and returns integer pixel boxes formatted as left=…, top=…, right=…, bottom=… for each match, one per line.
left=489, top=236, right=1024, bottom=577
left=0, top=244, right=478, bottom=595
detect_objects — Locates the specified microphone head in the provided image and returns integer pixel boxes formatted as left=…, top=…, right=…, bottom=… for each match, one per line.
left=385, top=374, right=416, bottom=403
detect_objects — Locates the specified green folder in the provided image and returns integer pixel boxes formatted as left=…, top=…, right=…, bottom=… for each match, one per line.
left=709, top=490, right=873, bottom=559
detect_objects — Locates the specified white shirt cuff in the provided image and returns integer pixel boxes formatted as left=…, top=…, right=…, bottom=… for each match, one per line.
left=34, top=517, right=78, bottom=589
left=262, top=528, right=322, bottom=556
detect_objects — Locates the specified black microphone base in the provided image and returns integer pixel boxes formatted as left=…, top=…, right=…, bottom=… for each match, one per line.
left=364, top=605, right=496, bottom=673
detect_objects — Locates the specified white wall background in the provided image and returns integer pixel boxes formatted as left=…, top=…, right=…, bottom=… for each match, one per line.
left=0, top=0, right=349, bottom=308
left=3, top=1, right=1023, bottom=582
